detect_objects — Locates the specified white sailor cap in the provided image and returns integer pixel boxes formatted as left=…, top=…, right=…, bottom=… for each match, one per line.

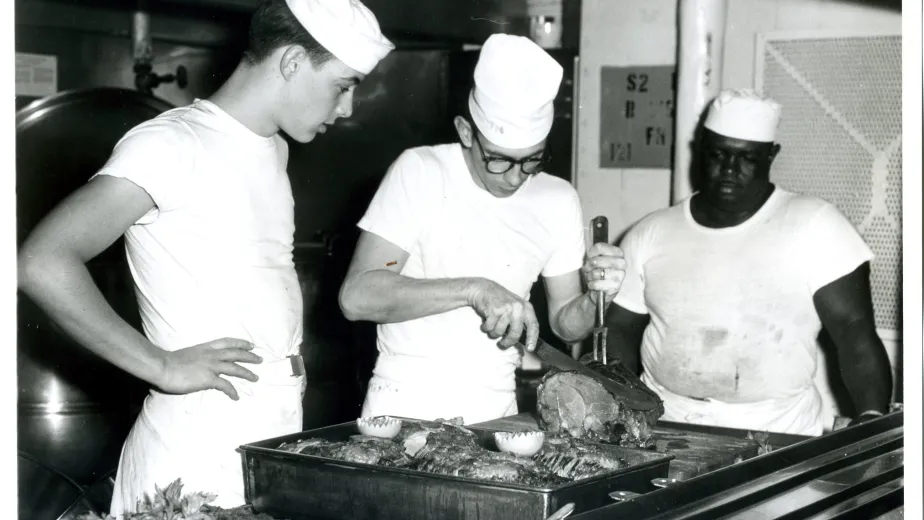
left=468, top=33, right=563, bottom=149
left=704, top=88, right=782, bottom=143
left=286, top=0, right=394, bottom=75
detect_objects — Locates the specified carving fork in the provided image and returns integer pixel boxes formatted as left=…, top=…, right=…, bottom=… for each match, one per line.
left=591, top=216, right=609, bottom=363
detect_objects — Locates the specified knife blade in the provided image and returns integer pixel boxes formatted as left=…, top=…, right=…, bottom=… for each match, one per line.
left=527, top=338, right=658, bottom=411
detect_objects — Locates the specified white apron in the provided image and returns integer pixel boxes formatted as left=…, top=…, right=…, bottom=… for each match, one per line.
left=643, top=372, right=824, bottom=437
left=354, top=144, right=585, bottom=429
left=361, top=374, right=517, bottom=426
left=110, top=357, right=305, bottom=518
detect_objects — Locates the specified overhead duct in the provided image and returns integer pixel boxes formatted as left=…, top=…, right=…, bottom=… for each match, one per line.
left=672, top=0, right=727, bottom=204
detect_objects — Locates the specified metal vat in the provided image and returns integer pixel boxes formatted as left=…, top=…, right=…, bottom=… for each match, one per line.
left=16, top=88, right=173, bottom=496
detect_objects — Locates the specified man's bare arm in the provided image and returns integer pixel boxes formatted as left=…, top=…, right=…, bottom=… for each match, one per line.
left=814, top=262, right=893, bottom=419
left=338, top=230, right=540, bottom=349
left=18, top=176, right=261, bottom=400
left=543, top=242, right=629, bottom=344
left=542, top=270, right=593, bottom=343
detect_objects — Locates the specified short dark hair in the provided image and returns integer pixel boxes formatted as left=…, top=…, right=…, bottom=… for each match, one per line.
left=244, top=0, right=336, bottom=66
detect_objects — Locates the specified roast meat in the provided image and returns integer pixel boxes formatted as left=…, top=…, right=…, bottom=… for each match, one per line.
left=536, top=356, right=664, bottom=447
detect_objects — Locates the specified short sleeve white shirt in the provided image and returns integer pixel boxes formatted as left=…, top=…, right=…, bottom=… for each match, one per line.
left=94, top=99, right=303, bottom=361
left=357, top=144, right=585, bottom=390
left=615, top=188, right=874, bottom=403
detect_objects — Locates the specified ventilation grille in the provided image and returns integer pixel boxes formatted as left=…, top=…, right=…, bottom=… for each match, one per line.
left=757, top=32, right=902, bottom=334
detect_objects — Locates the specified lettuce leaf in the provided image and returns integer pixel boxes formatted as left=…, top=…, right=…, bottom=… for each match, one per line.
left=78, top=478, right=218, bottom=520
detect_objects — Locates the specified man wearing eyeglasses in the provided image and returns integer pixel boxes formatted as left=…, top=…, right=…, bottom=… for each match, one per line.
left=339, top=34, right=626, bottom=424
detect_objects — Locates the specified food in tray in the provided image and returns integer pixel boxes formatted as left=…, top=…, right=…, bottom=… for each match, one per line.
left=535, top=434, right=628, bottom=480
left=536, top=356, right=665, bottom=447
left=77, top=478, right=284, bottom=519
left=276, top=417, right=632, bottom=487
left=356, top=415, right=403, bottom=438
left=494, top=431, right=545, bottom=456
left=405, top=419, right=561, bottom=486
left=746, top=430, right=774, bottom=455
left=277, top=434, right=413, bottom=466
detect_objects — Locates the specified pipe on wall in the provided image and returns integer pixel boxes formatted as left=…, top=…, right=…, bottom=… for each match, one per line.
left=132, top=5, right=154, bottom=66
left=672, top=0, right=727, bottom=204
left=131, top=1, right=189, bottom=94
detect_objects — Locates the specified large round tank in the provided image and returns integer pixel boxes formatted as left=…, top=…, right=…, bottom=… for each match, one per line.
left=16, top=88, right=174, bottom=502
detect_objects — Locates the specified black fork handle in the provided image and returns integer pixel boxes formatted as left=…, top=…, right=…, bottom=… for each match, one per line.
left=590, top=216, right=609, bottom=361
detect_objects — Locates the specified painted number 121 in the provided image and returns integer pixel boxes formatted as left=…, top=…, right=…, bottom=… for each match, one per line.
left=609, top=142, right=632, bottom=163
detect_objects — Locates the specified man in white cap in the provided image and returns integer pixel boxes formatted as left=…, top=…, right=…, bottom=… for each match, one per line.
left=18, top=0, right=392, bottom=514
left=604, top=88, right=893, bottom=436
left=338, top=33, right=627, bottom=424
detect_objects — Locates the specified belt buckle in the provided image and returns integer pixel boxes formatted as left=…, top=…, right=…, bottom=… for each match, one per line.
left=287, top=354, right=306, bottom=377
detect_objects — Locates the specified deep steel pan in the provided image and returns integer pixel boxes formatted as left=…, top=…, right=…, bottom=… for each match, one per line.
left=240, top=418, right=673, bottom=520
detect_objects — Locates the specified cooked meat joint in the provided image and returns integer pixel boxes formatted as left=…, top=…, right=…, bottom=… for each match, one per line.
left=536, top=357, right=665, bottom=447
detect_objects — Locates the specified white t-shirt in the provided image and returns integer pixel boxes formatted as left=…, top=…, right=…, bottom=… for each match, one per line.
left=358, top=143, right=585, bottom=392
left=97, top=100, right=306, bottom=513
left=95, top=99, right=303, bottom=362
left=616, top=187, right=873, bottom=408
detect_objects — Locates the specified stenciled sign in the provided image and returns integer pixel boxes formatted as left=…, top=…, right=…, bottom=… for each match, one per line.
left=16, top=52, right=58, bottom=98
left=599, top=66, right=676, bottom=169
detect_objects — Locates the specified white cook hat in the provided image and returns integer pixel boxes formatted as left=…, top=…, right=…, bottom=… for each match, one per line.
left=468, top=34, right=564, bottom=149
left=286, top=0, right=394, bottom=75
left=704, top=88, right=782, bottom=142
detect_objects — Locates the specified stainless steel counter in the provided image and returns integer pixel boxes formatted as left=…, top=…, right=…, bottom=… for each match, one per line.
left=566, top=411, right=903, bottom=520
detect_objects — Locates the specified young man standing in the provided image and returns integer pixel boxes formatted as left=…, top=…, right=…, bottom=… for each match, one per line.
left=18, top=0, right=393, bottom=513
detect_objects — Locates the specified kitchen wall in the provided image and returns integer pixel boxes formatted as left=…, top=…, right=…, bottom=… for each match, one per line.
left=575, top=0, right=903, bottom=429
left=722, top=0, right=902, bottom=89
left=575, top=0, right=676, bottom=243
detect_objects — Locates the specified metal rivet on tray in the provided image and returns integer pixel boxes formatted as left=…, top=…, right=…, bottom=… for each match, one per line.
left=609, top=490, right=641, bottom=502
left=651, top=477, right=679, bottom=488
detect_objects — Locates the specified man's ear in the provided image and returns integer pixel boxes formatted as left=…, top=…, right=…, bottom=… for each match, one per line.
left=279, top=45, right=307, bottom=81
left=769, top=142, right=782, bottom=163
left=454, top=116, right=474, bottom=148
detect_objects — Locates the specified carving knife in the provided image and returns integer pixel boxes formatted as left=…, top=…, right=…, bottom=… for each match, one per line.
left=527, top=337, right=658, bottom=411
left=591, top=216, right=609, bottom=363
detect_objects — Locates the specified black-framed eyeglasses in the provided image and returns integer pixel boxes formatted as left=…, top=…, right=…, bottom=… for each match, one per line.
left=472, top=132, right=550, bottom=175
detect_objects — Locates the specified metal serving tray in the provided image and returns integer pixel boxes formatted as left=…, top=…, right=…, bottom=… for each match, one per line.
left=568, top=412, right=904, bottom=520
left=239, top=418, right=673, bottom=520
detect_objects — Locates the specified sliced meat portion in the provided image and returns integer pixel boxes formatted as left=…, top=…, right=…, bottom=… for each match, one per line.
left=536, top=357, right=664, bottom=447
left=278, top=436, right=412, bottom=467
left=532, top=434, right=627, bottom=480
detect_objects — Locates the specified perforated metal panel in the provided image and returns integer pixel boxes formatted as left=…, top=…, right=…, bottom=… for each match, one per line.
left=756, top=31, right=902, bottom=335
